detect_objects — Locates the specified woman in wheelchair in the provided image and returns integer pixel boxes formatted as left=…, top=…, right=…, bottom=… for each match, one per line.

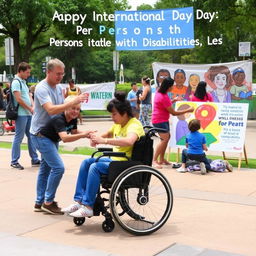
left=62, top=92, right=145, bottom=217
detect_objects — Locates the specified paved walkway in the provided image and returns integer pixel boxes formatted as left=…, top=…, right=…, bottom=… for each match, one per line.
left=0, top=120, right=256, bottom=256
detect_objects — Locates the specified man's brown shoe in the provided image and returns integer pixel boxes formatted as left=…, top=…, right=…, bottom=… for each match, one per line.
left=34, top=203, right=43, bottom=212
left=41, top=201, right=64, bottom=215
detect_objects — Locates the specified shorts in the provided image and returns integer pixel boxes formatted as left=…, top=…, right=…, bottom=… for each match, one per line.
left=152, top=121, right=170, bottom=133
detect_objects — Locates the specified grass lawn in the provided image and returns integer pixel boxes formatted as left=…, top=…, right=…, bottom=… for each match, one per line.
left=1, top=142, right=255, bottom=169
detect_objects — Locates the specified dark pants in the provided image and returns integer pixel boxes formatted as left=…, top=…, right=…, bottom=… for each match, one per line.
left=182, top=149, right=212, bottom=170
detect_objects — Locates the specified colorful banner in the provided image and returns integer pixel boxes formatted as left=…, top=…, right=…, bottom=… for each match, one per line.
left=115, top=7, right=194, bottom=51
left=61, top=82, right=115, bottom=110
left=170, top=102, right=249, bottom=153
left=152, top=60, right=253, bottom=103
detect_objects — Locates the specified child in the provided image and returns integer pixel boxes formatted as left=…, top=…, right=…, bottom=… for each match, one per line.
left=177, top=119, right=233, bottom=175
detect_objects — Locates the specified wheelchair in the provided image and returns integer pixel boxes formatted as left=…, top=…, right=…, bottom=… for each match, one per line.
left=73, top=127, right=173, bottom=236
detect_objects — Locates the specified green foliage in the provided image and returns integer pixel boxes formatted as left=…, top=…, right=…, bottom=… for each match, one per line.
left=0, top=0, right=255, bottom=82
left=119, top=51, right=155, bottom=82
left=154, top=0, right=256, bottom=65
left=116, top=82, right=132, bottom=94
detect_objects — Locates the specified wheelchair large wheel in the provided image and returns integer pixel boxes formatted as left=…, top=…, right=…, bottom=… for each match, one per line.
left=109, top=165, right=173, bottom=236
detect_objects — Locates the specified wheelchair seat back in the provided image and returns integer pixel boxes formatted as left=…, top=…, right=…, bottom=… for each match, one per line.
left=106, top=135, right=153, bottom=186
left=131, top=135, right=153, bottom=166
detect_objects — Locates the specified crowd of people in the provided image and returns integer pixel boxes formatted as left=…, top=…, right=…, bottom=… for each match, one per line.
left=127, top=70, right=233, bottom=173
left=2, top=59, right=233, bottom=216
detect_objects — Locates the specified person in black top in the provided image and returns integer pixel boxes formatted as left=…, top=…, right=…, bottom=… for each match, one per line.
left=0, top=83, right=4, bottom=110
left=34, top=96, right=96, bottom=215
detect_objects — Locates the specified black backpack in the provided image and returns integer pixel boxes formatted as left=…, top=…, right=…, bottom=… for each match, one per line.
left=5, top=79, right=22, bottom=125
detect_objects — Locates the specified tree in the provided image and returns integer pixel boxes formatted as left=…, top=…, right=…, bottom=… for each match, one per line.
left=0, top=0, right=54, bottom=70
left=0, top=0, right=129, bottom=73
left=154, top=0, right=256, bottom=64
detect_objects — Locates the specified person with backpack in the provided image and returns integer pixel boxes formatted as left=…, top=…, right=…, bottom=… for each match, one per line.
left=10, top=62, right=40, bottom=170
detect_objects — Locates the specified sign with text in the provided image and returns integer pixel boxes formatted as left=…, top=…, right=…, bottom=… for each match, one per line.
left=79, top=82, right=115, bottom=110
left=239, top=42, right=251, bottom=57
left=170, top=102, right=248, bottom=153
left=61, top=82, right=115, bottom=110
left=115, top=7, right=194, bottom=51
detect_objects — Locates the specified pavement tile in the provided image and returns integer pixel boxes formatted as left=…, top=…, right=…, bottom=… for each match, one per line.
left=0, top=232, right=117, bottom=256
left=0, top=120, right=256, bottom=256
left=155, top=243, right=204, bottom=256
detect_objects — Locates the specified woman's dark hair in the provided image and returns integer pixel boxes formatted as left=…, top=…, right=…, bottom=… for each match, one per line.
left=188, top=119, right=201, bottom=132
left=194, top=81, right=208, bottom=100
left=107, top=91, right=133, bottom=117
left=158, top=77, right=174, bottom=94
left=142, top=76, right=150, bottom=85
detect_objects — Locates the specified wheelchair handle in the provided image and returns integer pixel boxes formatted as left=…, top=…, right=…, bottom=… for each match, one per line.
left=146, top=127, right=167, bottom=139
left=143, top=126, right=167, bottom=134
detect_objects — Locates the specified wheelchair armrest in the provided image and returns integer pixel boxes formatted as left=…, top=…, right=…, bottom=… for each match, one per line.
left=102, top=151, right=127, bottom=157
left=97, top=147, right=113, bottom=152
left=91, top=148, right=113, bottom=158
left=95, top=152, right=130, bottom=162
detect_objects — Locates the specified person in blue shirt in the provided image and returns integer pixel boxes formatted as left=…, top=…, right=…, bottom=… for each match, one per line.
left=177, top=119, right=212, bottom=175
left=177, top=119, right=233, bottom=174
left=10, top=62, right=40, bottom=170
left=127, top=82, right=139, bottom=119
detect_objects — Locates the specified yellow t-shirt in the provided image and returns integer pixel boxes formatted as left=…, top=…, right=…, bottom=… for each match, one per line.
left=108, top=117, right=145, bottom=160
left=67, top=87, right=79, bottom=96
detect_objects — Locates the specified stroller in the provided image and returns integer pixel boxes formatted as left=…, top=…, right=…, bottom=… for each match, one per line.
left=0, top=120, right=15, bottom=136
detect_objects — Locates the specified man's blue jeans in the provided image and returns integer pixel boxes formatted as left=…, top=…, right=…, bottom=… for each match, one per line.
left=74, top=157, right=112, bottom=207
left=31, top=135, right=64, bottom=204
left=11, top=115, right=39, bottom=164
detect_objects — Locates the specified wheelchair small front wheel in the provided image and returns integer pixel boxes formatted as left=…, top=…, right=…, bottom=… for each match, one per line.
left=73, top=217, right=85, bottom=226
left=102, top=219, right=115, bottom=232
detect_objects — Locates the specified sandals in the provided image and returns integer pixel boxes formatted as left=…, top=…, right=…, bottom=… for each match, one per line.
left=152, top=161, right=163, bottom=169
left=158, top=160, right=172, bottom=166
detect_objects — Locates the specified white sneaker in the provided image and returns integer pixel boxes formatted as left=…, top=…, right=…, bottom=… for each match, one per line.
left=61, top=203, right=81, bottom=214
left=200, top=162, right=206, bottom=175
left=176, top=167, right=187, bottom=173
left=224, top=160, right=233, bottom=172
left=69, top=205, right=93, bottom=217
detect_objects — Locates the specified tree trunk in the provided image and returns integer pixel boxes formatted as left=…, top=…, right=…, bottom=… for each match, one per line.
left=12, top=30, right=21, bottom=75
